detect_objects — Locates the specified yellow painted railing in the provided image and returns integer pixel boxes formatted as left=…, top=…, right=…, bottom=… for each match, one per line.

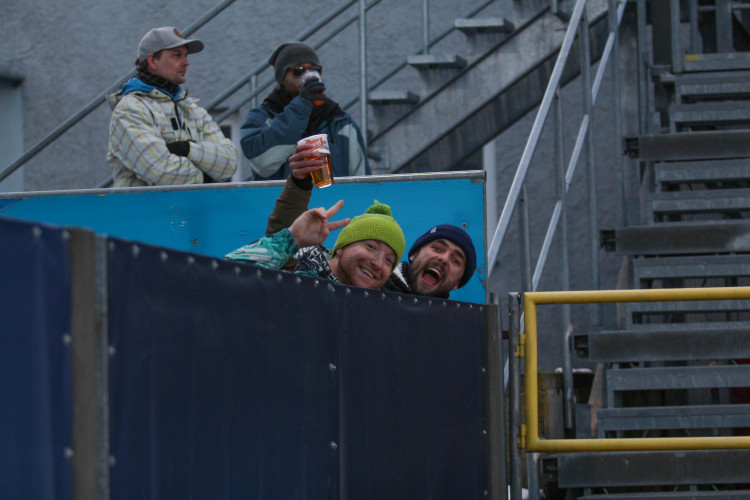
left=522, top=286, right=750, bottom=452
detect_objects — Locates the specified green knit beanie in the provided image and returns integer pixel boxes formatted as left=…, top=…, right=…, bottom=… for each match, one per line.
left=332, top=201, right=405, bottom=268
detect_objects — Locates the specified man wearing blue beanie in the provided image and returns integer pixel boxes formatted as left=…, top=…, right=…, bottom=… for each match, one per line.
left=384, top=224, right=477, bottom=299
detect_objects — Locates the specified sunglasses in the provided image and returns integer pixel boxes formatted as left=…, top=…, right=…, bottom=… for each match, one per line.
left=291, top=64, right=323, bottom=76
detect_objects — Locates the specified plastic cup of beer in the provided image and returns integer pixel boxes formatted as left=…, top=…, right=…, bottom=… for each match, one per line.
left=297, top=134, right=333, bottom=188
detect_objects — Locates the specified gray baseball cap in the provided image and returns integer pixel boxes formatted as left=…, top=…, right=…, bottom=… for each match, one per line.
left=137, top=27, right=204, bottom=63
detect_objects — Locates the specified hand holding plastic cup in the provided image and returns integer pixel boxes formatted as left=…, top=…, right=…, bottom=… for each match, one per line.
left=297, top=134, right=333, bottom=188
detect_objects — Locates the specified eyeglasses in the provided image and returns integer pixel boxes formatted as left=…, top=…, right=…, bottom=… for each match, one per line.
left=291, top=64, right=323, bottom=76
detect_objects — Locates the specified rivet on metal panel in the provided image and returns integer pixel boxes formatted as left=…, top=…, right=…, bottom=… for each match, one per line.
left=108, top=346, right=116, bottom=356
left=131, top=244, right=140, bottom=257
left=481, top=367, right=486, bottom=373
left=456, top=303, right=461, bottom=310
left=482, top=429, right=488, bottom=436
left=187, top=256, right=195, bottom=265
left=314, top=280, right=320, bottom=287
left=428, top=300, right=433, bottom=307
left=61, top=230, right=70, bottom=241
left=160, top=251, right=168, bottom=262
left=235, top=266, right=242, bottom=276
left=211, top=260, right=219, bottom=270
left=108, top=241, right=115, bottom=252
left=329, top=441, right=338, bottom=450
left=296, top=277, right=302, bottom=285
left=64, top=447, right=74, bottom=459
left=109, top=456, right=117, bottom=467
left=62, top=334, right=72, bottom=345
left=461, top=222, right=468, bottom=228
left=381, top=293, right=387, bottom=300
left=442, top=302, right=447, bottom=308
left=329, top=363, right=337, bottom=371
left=346, top=288, right=351, bottom=295
left=328, top=284, right=336, bottom=293
left=32, top=226, right=42, bottom=238
left=277, top=273, right=283, bottom=282
left=363, top=291, right=369, bottom=298
left=255, top=269, right=262, bottom=278
left=397, top=296, right=403, bottom=303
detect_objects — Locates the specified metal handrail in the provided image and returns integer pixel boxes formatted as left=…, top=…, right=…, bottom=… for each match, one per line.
left=0, top=0, right=239, bottom=185
left=517, top=286, right=750, bottom=452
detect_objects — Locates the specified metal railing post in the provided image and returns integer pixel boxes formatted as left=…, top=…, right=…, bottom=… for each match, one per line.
left=359, top=0, right=368, bottom=145
left=553, top=88, right=575, bottom=434
left=508, top=293, right=523, bottom=500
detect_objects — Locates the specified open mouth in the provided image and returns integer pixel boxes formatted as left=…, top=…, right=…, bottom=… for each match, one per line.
left=421, top=265, right=442, bottom=287
left=360, top=266, right=375, bottom=280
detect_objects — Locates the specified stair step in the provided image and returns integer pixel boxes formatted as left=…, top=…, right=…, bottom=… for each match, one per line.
left=683, top=51, right=750, bottom=72
left=580, top=490, right=750, bottom=499
left=648, top=187, right=750, bottom=221
left=670, top=101, right=750, bottom=130
left=454, top=17, right=514, bottom=35
left=557, top=449, right=750, bottom=488
left=611, top=221, right=750, bottom=255
left=626, top=130, right=750, bottom=161
left=633, top=254, right=750, bottom=281
left=407, top=54, right=467, bottom=70
left=606, top=365, right=750, bottom=394
left=626, top=299, right=750, bottom=324
left=655, top=158, right=750, bottom=186
left=575, top=324, right=750, bottom=362
left=597, top=404, right=750, bottom=436
left=674, top=70, right=750, bottom=102
left=368, top=90, right=420, bottom=105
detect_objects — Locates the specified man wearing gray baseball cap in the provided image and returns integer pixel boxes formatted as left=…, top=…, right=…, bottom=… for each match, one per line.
left=107, top=27, right=238, bottom=187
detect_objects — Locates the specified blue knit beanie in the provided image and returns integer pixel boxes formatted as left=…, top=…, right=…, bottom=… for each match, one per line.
left=408, top=224, right=477, bottom=288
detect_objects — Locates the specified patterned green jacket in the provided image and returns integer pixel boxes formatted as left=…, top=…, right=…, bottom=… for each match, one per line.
left=225, top=229, right=338, bottom=283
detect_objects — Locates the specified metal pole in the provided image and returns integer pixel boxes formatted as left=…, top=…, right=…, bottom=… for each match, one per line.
left=487, top=295, right=508, bottom=500
left=553, top=89, right=575, bottom=435
left=611, top=0, right=626, bottom=227
left=519, top=185, right=532, bottom=293
left=0, top=0, right=240, bottom=184
left=359, top=0, right=368, bottom=146
left=579, top=6, right=601, bottom=325
left=70, top=230, right=110, bottom=500
left=423, top=0, right=430, bottom=54
left=508, top=293, right=523, bottom=500
left=670, top=0, right=683, bottom=73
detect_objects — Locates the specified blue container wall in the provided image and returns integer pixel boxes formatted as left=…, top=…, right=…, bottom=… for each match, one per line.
left=0, top=175, right=487, bottom=303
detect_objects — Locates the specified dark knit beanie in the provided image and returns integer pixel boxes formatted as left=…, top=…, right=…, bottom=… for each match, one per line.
left=268, top=42, right=319, bottom=85
left=408, top=224, right=477, bottom=288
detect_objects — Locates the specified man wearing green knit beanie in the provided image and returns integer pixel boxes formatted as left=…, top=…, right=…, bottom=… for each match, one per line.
left=226, top=200, right=405, bottom=290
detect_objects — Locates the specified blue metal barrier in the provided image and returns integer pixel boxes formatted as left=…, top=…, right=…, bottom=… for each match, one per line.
left=0, top=172, right=486, bottom=303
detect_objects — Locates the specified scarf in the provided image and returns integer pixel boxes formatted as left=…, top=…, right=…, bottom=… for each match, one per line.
left=264, top=87, right=343, bottom=136
left=137, top=70, right=182, bottom=100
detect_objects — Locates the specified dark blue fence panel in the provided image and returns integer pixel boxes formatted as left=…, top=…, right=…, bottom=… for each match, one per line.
left=107, top=236, right=488, bottom=498
left=0, top=216, right=73, bottom=500
left=107, top=238, right=338, bottom=499
left=339, top=297, right=488, bottom=498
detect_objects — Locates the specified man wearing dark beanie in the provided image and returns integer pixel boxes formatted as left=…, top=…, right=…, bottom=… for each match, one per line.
left=384, top=224, right=477, bottom=299
left=240, top=41, right=370, bottom=182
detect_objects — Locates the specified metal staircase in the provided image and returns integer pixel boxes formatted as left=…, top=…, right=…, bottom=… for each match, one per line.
left=548, top=1, right=750, bottom=498
left=367, top=0, right=612, bottom=173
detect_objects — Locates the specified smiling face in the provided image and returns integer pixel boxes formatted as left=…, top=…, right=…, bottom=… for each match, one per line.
left=148, top=46, right=189, bottom=85
left=407, top=238, right=466, bottom=297
left=330, top=239, right=396, bottom=289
